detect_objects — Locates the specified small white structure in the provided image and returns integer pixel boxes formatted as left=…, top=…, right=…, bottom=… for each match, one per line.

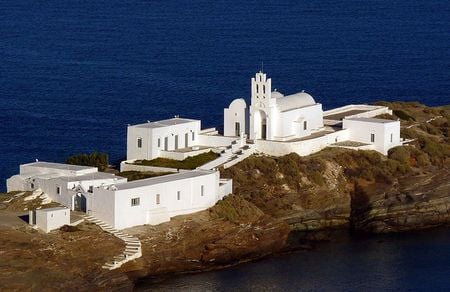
left=127, top=117, right=201, bottom=161
left=342, top=117, right=401, bottom=155
left=7, top=162, right=127, bottom=212
left=91, top=169, right=232, bottom=229
left=224, top=98, right=248, bottom=137
left=29, top=206, right=70, bottom=233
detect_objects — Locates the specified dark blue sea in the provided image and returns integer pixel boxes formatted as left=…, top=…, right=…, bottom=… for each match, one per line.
left=0, top=0, right=449, bottom=290
left=138, top=228, right=450, bottom=291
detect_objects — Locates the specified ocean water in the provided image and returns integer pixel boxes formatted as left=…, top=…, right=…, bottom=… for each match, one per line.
left=0, top=1, right=449, bottom=289
left=1, top=0, right=449, bottom=192
left=138, top=228, right=450, bottom=291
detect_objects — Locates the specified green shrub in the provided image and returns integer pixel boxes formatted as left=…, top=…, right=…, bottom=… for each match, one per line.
left=66, top=152, right=109, bottom=171
left=136, top=151, right=219, bottom=170
left=388, top=146, right=410, bottom=164
left=117, top=171, right=171, bottom=181
left=393, top=110, right=416, bottom=121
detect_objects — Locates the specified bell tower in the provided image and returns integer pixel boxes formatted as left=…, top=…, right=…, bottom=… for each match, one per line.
left=249, top=71, right=276, bottom=140
left=251, top=71, right=274, bottom=108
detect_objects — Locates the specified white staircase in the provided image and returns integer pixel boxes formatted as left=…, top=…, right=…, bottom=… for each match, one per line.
left=199, top=140, right=256, bottom=170
left=83, top=215, right=142, bottom=270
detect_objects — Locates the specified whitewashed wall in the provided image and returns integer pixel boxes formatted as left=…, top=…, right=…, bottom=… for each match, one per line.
left=198, top=134, right=236, bottom=147
left=6, top=175, right=27, bottom=192
left=90, top=186, right=117, bottom=226
left=256, top=129, right=350, bottom=156
left=92, top=171, right=223, bottom=229
left=275, top=103, right=324, bottom=140
left=35, top=208, right=70, bottom=233
left=343, top=119, right=401, bottom=155
left=120, top=161, right=179, bottom=173
left=127, top=120, right=201, bottom=161
left=224, top=98, right=248, bottom=137
left=160, top=147, right=211, bottom=161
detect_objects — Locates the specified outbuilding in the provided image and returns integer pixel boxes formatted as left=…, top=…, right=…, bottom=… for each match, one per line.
left=342, top=117, right=401, bottom=155
left=29, top=206, right=70, bottom=233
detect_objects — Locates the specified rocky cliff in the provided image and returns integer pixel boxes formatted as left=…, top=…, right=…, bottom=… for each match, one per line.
left=0, top=102, right=448, bottom=290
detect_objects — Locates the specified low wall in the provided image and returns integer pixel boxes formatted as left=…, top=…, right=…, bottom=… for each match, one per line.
left=324, top=104, right=392, bottom=119
left=328, top=144, right=376, bottom=152
left=256, top=129, right=350, bottom=157
left=120, top=160, right=178, bottom=173
left=198, top=134, right=236, bottom=147
left=219, top=179, right=233, bottom=200
left=160, top=148, right=211, bottom=161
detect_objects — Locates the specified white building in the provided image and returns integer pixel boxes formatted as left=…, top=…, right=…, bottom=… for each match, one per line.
left=223, top=72, right=403, bottom=157
left=127, top=117, right=201, bottom=161
left=91, top=169, right=232, bottom=229
left=7, top=162, right=127, bottom=212
left=224, top=72, right=324, bottom=141
left=7, top=162, right=233, bottom=230
left=29, top=206, right=70, bottom=233
left=342, top=117, right=401, bottom=155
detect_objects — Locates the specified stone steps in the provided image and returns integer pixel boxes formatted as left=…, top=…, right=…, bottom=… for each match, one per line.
left=82, top=215, right=143, bottom=270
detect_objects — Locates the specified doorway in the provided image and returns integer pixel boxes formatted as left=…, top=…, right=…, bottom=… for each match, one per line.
left=73, top=193, right=86, bottom=212
left=235, top=122, right=240, bottom=137
left=261, top=119, right=267, bottom=140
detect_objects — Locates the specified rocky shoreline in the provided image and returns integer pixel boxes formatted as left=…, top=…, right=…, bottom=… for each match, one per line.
left=0, top=102, right=448, bottom=290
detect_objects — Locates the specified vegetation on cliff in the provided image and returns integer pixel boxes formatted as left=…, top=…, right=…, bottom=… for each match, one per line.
left=222, top=102, right=450, bottom=233
left=134, top=151, right=219, bottom=170
left=66, top=152, right=109, bottom=171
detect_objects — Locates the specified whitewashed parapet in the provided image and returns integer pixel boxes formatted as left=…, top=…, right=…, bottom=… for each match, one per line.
left=323, top=104, right=392, bottom=119
left=160, top=148, right=211, bottom=161
left=218, top=179, right=233, bottom=200
left=120, top=160, right=178, bottom=173
left=256, top=129, right=350, bottom=157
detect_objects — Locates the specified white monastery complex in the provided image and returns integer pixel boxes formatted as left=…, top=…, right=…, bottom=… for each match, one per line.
left=7, top=71, right=406, bottom=234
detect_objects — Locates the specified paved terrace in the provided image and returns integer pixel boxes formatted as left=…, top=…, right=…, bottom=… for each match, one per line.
left=323, top=109, right=369, bottom=121
left=285, top=130, right=336, bottom=142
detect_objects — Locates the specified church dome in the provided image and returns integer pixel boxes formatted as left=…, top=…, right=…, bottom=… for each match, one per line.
left=271, top=91, right=284, bottom=99
left=276, top=92, right=316, bottom=112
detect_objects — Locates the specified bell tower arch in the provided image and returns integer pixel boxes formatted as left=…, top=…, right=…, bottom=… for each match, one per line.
left=249, top=72, right=276, bottom=140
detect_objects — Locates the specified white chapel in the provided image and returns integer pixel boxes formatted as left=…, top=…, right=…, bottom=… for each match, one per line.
left=224, top=72, right=324, bottom=141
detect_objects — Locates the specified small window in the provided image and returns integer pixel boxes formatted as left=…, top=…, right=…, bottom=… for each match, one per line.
left=137, top=137, right=142, bottom=148
left=256, top=84, right=259, bottom=93
left=177, top=191, right=181, bottom=201
left=158, top=138, right=161, bottom=147
left=131, top=197, right=140, bottom=206
left=371, top=133, right=375, bottom=143
left=192, top=131, right=195, bottom=141
left=56, top=186, right=61, bottom=195
left=303, top=121, right=307, bottom=130
left=390, top=133, right=393, bottom=143
left=30, top=183, right=34, bottom=189
left=88, top=185, right=93, bottom=193
left=201, top=185, right=205, bottom=197
left=156, top=194, right=160, bottom=205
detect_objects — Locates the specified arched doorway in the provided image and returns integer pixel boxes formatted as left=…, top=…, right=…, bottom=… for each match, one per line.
left=73, top=193, right=87, bottom=212
left=254, top=110, right=267, bottom=140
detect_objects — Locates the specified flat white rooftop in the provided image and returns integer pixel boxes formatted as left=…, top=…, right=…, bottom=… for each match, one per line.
left=63, top=172, right=126, bottom=182
left=132, top=117, right=199, bottom=129
left=346, top=117, right=398, bottom=124
left=36, top=206, right=69, bottom=213
left=114, top=169, right=215, bottom=191
left=24, top=161, right=97, bottom=172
